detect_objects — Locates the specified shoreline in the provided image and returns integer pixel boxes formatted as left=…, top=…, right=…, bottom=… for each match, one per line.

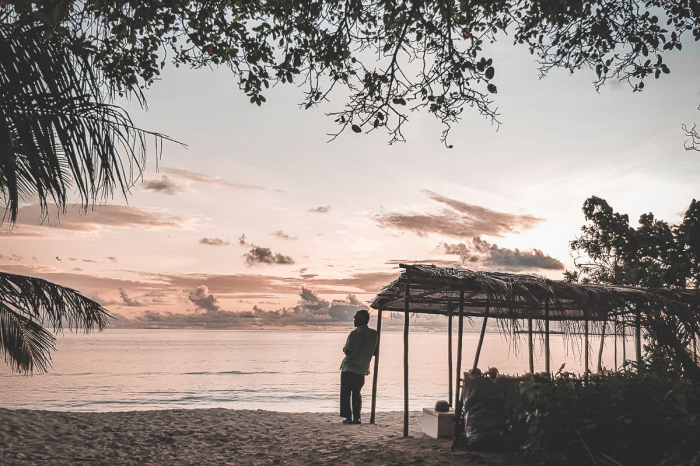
left=0, top=408, right=512, bottom=465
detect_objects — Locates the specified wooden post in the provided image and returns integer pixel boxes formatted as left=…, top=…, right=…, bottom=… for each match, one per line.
left=695, top=335, right=698, bottom=366
left=403, top=283, right=410, bottom=438
left=597, top=320, right=606, bottom=374
left=528, top=318, right=534, bottom=373
left=544, top=299, right=550, bottom=376
left=614, top=319, right=618, bottom=370
left=455, top=291, right=465, bottom=414
left=448, top=313, right=453, bottom=407
left=635, top=311, right=642, bottom=364
left=621, top=320, right=626, bottom=364
left=370, top=309, right=383, bottom=424
left=473, top=306, right=490, bottom=371
left=584, top=318, right=589, bottom=382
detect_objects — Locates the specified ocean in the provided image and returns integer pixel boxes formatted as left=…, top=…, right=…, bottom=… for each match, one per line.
left=0, top=329, right=635, bottom=412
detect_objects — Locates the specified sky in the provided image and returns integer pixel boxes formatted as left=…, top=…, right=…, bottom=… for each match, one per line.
left=3, top=32, right=700, bottom=329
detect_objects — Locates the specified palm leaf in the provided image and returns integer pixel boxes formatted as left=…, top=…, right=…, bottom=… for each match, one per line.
left=0, top=20, right=179, bottom=224
left=0, top=272, right=112, bottom=373
left=0, top=302, right=55, bottom=373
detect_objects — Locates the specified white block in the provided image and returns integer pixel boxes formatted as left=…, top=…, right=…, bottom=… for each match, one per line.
left=422, top=408, right=455, bottom=438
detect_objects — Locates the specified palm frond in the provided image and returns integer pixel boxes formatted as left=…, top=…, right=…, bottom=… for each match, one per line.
left=0, top=271, right=112, bottom=373
left=0, top=21, right=179, bottom=224
left=0, top=302, right=55, bottom=373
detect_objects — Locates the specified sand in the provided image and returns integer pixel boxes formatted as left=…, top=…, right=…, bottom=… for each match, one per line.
left=0, top=408, right=513, bottom=465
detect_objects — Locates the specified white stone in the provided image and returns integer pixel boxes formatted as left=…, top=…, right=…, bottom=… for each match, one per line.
left=421, top=408, right=455, bottom=439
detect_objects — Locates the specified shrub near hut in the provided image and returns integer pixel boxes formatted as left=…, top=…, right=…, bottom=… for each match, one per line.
left=506, top=350, right=700, bottom=466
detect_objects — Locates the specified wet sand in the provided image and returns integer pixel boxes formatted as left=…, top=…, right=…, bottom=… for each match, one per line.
left=0, top=408, right=513, bottom=465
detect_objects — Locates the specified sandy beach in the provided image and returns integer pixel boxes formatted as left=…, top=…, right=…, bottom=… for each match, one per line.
left=0, top=408, right=512, bottom=465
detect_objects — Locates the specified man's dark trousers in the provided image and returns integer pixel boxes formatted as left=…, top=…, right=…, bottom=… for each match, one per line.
left=340, top=370, right=365, bottom=421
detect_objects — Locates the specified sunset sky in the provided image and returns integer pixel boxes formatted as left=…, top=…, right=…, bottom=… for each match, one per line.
left=2, top=39, right=700, bottom=328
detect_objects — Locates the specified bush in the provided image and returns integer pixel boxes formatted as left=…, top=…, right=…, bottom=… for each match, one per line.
left=506, top=349, right=700, bottom=466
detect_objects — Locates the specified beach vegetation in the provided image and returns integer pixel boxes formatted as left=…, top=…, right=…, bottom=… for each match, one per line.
left=507, top=348, right=700, bottom=466
left=567, top=196, right=700, bottom=289
left=567, top=196, right=700, bottom=375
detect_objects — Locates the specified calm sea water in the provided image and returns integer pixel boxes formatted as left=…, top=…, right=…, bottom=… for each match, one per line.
left=0, top=329, right=636, bottom=412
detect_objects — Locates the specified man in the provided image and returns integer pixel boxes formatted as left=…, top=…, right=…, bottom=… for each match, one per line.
left=340, top=309, right=378, bottom=424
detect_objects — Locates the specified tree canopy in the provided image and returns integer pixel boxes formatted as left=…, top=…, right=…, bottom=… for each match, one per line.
left=567, top=197, right=700, bottom=383
left=2, top=0, right=700, bottom=220
left=5, top=1, right=700, bottom=133
left=568, top=196, right=700, bottom=288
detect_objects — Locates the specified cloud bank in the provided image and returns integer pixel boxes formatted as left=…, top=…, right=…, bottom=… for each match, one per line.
left=12, top=204, right=193, bottom=233
left=238, top=234, right=294, bottom=266
left=271, top=230, right=297, bottom=240
left=142, top=174, right=190, bottom=195
left=441, top=237, right=564, bottom=271
left=309, top=205, right=332, bottom=213
left=374, top=190, right=542, bottom=238
left=199, top=237, right=229, bottom=246
left=161, top=167, right=282, bottom=192
left=112, top=287, right=371, bottom=329
left=188, top=285, right=221, bottom=312
left=244, top=246, right=295, bottom=266
left=119, top=289, right=143, bottom=307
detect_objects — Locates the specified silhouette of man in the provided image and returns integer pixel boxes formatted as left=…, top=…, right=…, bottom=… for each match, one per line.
left=340, top=309, right=378, bottom=424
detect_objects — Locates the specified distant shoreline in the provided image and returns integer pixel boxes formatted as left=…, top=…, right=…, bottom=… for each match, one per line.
left=104, top=325, right=497, bottom=333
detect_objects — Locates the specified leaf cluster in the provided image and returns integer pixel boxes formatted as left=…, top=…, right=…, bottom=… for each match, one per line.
left=0, top=6, right=180, bottom=224
left=507, top=351, right=700, bottom=466
left=0, top=272, right=112, bottom=374
left=3, top=0, right=699, bottom=147
left=569, top=196, right=700, bottom=289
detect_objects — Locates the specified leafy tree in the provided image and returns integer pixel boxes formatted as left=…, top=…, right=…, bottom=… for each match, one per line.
left=568, top=196, right=700, bottom=381
left=2, top=0, right=699, bottom=159
left=568, top=196, right=700, bottom=289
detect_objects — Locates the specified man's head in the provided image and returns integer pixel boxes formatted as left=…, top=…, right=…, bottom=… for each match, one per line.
left=353, top=309, right=370, bottom=327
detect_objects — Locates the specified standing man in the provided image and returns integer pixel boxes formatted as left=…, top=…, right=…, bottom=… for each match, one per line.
left=340, top=309, right=378, bottom=424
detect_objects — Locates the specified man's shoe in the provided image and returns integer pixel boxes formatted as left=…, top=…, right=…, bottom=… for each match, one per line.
left=353, top=418, right=361, bottom=424
left=342, top=418, right=354, bottom=424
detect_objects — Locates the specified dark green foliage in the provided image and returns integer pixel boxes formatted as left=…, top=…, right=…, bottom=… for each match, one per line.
left=568, top=196, right=700, bottom=380
left=507, top=351, right=700, bottom=466
left=569, top=196, right=700, bottom=289
left=0, top=272, right=111, bottom=373
left=0, top=20, right=177, bottom=224
left=3, top=0, right=700, bottom=150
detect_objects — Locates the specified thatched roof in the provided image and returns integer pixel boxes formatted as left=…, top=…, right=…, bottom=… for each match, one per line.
left=371, top=264, right=700, bottom=324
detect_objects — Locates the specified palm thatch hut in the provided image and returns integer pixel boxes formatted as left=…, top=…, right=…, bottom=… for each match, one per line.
left=368, top=264, right=700, bottom=437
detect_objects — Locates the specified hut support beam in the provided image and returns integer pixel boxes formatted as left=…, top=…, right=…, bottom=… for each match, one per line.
left=370, top=309, right=382, bottom=424
left=454, top=291, right=465, bottom=440
left=622, top=322, right=627, bottom=364
left=614, top=319, right=618, bottom=370
left=584, top=318, right=589, bottom=382
left=597, top=321, right=606, bottom=374
left=635, top=312, right=642, bottom=364
left=545, top=300, right=550, bottom=376
left=528, top=318, right=534, bottom=374
left=473, top=305, right=489, bottom=371
left=455, top=291, right=465, bottom=412
left=448, top=313, right=453, bottom=407
left=403, top=284, right=409, bottom=438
